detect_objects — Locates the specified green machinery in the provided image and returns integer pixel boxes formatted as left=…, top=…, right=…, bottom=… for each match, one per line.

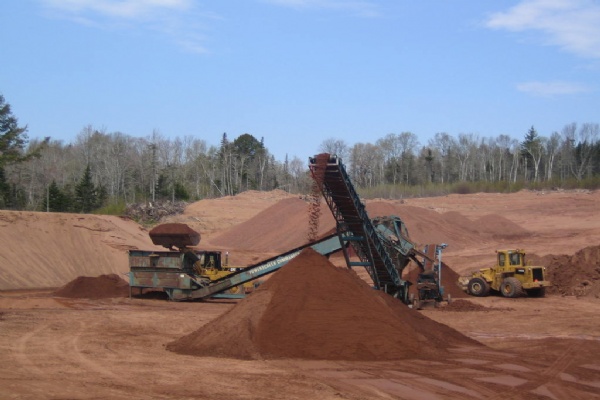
left=308, top=153, right=448, bottom=306
left=129, top=223, right=347, bottom=301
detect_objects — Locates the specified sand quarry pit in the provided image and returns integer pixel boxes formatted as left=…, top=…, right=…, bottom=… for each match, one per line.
left=1, top=189, right=600, bottom=399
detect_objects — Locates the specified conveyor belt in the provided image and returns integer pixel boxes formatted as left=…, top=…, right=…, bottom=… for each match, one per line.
left=309, top=153, right=409, bottom=299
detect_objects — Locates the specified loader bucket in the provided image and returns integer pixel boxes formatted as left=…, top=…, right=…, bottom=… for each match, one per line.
left=149, top=223, right=200, bottom=250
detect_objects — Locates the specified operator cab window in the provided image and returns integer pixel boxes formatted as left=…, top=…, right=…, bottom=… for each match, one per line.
left=510, top=253, right=521, bottom=266
left=498, top=253, right=506, bottom=266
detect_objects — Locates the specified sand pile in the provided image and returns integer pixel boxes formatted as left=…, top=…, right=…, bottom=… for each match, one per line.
left=368, top=203, right=465, bottom=247
left=0, top=211, right=159, bottom=290
left=212, top=196, right=530, bottom=256
left=167, top=248, right=480, bottom=361
left=530, top=245, right=600, bottom=298
left=173, top=189, right=295, bottom=236
left=210, top=197, right=336, bottom=252
left=367, top=202, right=529, bottom=249
left=54, top=274, right=129, bottom=299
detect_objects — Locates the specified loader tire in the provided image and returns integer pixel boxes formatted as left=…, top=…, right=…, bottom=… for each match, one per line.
left=500, top=277, right=523, bottom=298
left=468, top=278, right=490, bottom=297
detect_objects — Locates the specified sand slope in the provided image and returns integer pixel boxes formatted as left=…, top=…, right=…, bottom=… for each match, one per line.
left=0, top=211, right=160, bottom=290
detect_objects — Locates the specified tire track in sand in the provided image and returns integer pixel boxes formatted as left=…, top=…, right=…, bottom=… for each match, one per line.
left=486, top=341, right=594, bottom=400
left=64, top=319, right=124, bottom=382
left=13, top=321, right=49, bottom=376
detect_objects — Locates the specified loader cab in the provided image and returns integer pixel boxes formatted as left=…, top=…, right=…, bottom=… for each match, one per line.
left=497, top=250, right=525, bottom=268
left=197, top=251, right=223, bottom=270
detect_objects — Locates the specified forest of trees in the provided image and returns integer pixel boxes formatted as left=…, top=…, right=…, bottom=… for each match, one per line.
left=1, top=93, right=599, bottom=213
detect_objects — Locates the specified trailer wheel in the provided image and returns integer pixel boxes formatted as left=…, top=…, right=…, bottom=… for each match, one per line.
left=500, top=277, right=523, bottom=298
left=468, top=278, right=490, bottom=297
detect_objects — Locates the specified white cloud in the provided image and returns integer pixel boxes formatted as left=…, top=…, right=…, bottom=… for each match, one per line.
left=263, top=0, right=380, bottom=17
left=516, top=80, right=591, bottom=97
left=486, top=0, right=600, bottom=59
left=40, top=0, right=211, bottom=54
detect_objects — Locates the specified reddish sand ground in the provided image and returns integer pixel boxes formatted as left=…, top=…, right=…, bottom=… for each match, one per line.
left=1, top=188, right=600, bottom=399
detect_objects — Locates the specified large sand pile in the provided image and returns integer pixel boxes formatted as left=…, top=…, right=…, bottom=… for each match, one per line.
left=367, top=202, right=530, bottom=250
left=0, top=211, right=160, bottom=290
left=211, top=197, right=529, bottom=257
left=167, top=248, right=480, bottom=361
left=210, top=197, right=336, bottom=252
left=166, top=189, right=295, bottom=236
left=530, top=244, right=600, bottom=298
left=210, top=197, right=483, bottom=294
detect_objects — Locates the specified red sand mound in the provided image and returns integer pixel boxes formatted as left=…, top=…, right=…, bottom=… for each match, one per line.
left=367, top=201, right=530, bottom=251
left=54, top=274, right=130, bottom=299
left=473, top=214, right=530, bottom=239
left=530, top=244, right=600, bottom=298
left=167, top=248, right=480, bottom=361
left=367, top=203, right=465, bottom=247
left=210, top=197, right=336, bottom=253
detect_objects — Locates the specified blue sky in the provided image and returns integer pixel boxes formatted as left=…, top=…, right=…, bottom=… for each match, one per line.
left=1, top=0, right=599, bottom=161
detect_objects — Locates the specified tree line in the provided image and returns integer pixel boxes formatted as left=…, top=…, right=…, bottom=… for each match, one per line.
left=1, top=94, right=599, bottom=213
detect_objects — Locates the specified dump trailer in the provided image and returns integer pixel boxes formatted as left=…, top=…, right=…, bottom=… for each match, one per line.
left=459, top=249, right=551, bottom=298
left=308, top=153, right=448, bottom=306
left=129, top=225, right=347, bottom=301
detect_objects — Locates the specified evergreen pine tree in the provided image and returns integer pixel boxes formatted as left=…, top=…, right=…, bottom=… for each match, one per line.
left=74, top=165, right=98, bottom=213
left=0, top=167, right=10, bottom=208
left=174, top=182, right=189, bottom=201
left=156, top=173, right=169, bottom=200
left=0, top=94, right=32, bottom=167
left=43, top=180, right=71, bottom=212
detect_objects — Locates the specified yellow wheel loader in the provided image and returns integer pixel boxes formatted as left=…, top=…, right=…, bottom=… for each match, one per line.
left=459, top=249, right=551, bottom=298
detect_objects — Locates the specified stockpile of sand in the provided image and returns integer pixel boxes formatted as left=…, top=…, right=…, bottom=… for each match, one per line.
left=211, top=197, right=530, bottom=257
left=368, top=203, right=464, bottom=247
left=368, top=202, right=529, bottom=249
left=167, top=248, right=480, bottom=361
left=54, top=274, right=129, bottom=299
left=0, top=211, right=159, bottom=290
left=210, top=197, right=336, bottom=252
left=531, top=245, right=600, bottom=298
left=170, top=189, right=295, bottom=236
